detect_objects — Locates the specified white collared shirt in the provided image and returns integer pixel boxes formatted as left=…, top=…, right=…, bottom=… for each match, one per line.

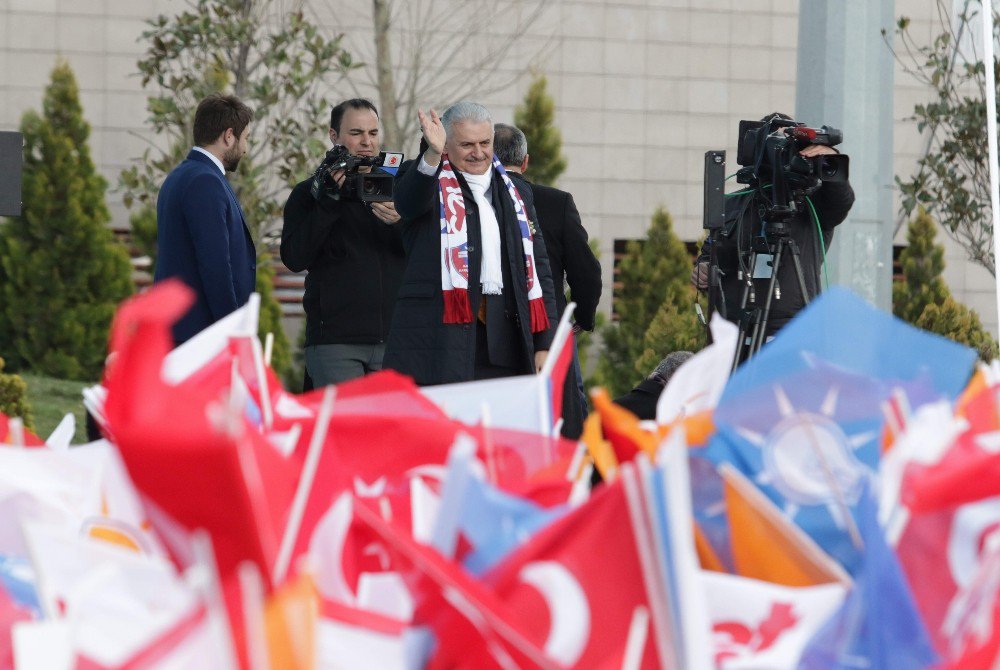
left=192, top=146, right=226, bottom=175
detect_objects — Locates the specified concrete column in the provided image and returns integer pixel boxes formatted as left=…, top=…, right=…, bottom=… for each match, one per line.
left=796, top=0, right=896, bottom=310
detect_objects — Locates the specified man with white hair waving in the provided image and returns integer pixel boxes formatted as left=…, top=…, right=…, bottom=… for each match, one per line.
left=384, top=102, right=558, bottom=384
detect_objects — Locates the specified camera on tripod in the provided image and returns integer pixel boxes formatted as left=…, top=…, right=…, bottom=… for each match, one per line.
left=310, top=145, right=403, bottom=203
left=734, top=114, right=849, bottom=224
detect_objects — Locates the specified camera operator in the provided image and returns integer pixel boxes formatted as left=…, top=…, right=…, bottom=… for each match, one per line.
left=692, top=112, right=855, bottom=337
left=281, top=98, right=405, bottom=387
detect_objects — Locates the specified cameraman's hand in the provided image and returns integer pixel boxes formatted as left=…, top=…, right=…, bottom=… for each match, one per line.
left=691, top=261, right=709, bottom=291
left=799, top=145, right=837, bottom=158
left=330, top=169, right=347, bottom=188
left=371, top=201, right=401, bottom=225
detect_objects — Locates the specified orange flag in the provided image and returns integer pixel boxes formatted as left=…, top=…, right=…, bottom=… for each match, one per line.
left=720, top=463, right=851, bottom=588
left=581, top=412, right=619, bottom=481
left=591, top=388, right=656, bottom=463
left=265, top=572, right=318, bottom=670
left=657, top=409, right=716, bottom=448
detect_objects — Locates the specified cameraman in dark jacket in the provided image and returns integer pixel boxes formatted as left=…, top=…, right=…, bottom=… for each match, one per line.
left=693, top=114, right=855, bottom=337
left=281, top=99, right=405, bottom=386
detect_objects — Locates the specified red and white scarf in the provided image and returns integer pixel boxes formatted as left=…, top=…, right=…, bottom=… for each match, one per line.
left=438, top=154, right=549, bottom=333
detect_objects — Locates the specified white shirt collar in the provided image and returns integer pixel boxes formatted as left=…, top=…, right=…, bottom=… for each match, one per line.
left=192, top=146, right=226, bottom=175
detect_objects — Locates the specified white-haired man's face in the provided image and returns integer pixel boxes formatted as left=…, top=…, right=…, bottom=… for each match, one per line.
left=445, top=119, right=493, bottom=175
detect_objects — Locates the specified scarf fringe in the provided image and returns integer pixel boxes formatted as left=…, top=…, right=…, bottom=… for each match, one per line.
left=443, top=289, right=472, bottom=324
left=529, top=297, right=550, bottom=334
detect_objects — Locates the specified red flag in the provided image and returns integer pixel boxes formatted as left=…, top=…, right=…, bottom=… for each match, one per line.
left=351, top=499, right=559, bottom=670
left=548, top=330, right=575, bottom=426
left=482, top=471, right=668, bottom=669
left=0, top=584, right=33, bottom=670
left=903, top=383, right=1000, bottom=511
left=0, top=413, right=44, bottom=447
left=937, top=531, right=1000, bottom=669
left=897, top=496, right=1000, bottom=655
left=103, top=281, right=297, bottom=587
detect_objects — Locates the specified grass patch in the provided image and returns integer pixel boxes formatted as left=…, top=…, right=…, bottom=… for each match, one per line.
left=20, top=374, right=92, bottom=444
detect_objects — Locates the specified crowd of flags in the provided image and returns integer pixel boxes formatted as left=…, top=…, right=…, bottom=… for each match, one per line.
left=1, top=280, right=1000, bottom=668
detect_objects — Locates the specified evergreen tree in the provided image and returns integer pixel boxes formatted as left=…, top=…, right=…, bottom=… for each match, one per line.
left=892, top=207, right=949, bottom=324
left=893, top=209, right=998, bottom=361
left=0, top=61, right=133, bottom=380
left=514, top=75, right=567, bottom=187
left=916, top=298, right=999, bottom=362
left=0, top=358, right=34, bottom=431
left=634, top=284, right=705, bottom=378
left=596, top=207, right=703, bottom=396
left=255, top=259, right=293, bottom=383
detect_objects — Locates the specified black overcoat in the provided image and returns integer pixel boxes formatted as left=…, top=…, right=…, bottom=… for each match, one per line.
left=383, top=157, right=558, bottom=385
left=508, top=173, right=602, bottom=331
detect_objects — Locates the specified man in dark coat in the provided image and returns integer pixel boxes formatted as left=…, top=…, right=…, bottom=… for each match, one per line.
left=383, top=102, right=558, bottom=385
left=614, top=351, right=694, bottom=421
left=692, top=112, right=856, bottom=339
left=281, top=98, right=405, bottom=387
left=493, top=123, right=602, bottom=438
left=154, top=93, right=256, bottom=345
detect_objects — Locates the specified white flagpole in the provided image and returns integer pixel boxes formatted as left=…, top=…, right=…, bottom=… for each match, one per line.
left=985, top=0, right=1000, bottom=340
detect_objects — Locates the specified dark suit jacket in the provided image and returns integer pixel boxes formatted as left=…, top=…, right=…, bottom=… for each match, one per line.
left=383, top=157, right=558, bottom=385
left=508, top=173, right=602, bottom=331
left=154, top=150, right=256, bottom=344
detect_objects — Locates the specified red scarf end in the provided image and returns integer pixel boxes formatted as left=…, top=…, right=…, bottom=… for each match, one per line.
left=443, top=289, right=472, bottom=324
left=529, top=298, right=550, bottom=334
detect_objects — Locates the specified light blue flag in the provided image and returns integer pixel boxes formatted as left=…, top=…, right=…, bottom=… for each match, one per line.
left=458, top=474, right=565, bottom=575
left=704, top=287, right=976, bottom=574
left=798, top=488, right=938, bottom=670
left=0, top=554, right=40, bottom=617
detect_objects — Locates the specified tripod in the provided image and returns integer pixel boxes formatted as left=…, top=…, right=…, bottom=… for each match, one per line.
left=730, top=227, right=811, bottom=372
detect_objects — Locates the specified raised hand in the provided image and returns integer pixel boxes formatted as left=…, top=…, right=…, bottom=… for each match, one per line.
left=418, top=108, right=446, bottom=162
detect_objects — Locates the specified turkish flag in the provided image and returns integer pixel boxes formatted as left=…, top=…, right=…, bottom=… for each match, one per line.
left=481, top=470, right=670, bottom=669
left=937, top=532, right=1000, bottom=670
left=103, top=281, right=297, bottom=586
left=903, top=383, right=1000, bottom=511
left=351, top=499, right=559, bottom=670
left=897, top=496, right=1000, bottom=655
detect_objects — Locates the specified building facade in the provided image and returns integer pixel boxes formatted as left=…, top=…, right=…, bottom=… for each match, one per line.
left=1, top=0, right=994, bottom=334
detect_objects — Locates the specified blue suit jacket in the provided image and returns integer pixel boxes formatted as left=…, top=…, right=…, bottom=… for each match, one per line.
left=154, top=150, right=256, bottom=344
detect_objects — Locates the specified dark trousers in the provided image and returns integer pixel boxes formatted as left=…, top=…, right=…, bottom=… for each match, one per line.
left=474, top=319, right=521, bottom=380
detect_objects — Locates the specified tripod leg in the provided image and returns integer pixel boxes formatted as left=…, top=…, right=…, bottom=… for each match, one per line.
left=731, top=254, right=757, bottom=373
left=784, top=238, right=812, bottom=304
left=753, top=239, right=786, bottom=356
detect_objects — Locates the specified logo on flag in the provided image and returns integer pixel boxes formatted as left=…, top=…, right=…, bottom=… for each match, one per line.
left=714, top=601, right=800, bottom=665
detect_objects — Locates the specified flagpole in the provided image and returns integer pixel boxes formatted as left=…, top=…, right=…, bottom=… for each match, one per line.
left=273, top=385, right=335, bottom=584
left=985, top=0, right=1000, bottom=340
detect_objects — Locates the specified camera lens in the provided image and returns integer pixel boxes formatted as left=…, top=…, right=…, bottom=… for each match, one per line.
left=363, top=178, right=377, bottom=194
left=820, top=159, right=839, bottom=179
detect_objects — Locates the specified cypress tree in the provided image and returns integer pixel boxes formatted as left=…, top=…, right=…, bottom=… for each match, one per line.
left=893, top=208, right=998, bottom=361
left=0, top=358, right=34, bottom=431
left=635, top=284, right=705, bottom=378
left=596, top=207, right=704, bottom=396
left=916, top=298, right=998, bottom=362
left=514, top=75, right=567, bottom=187
left=0, top=61, right=133, bottom=380
left=893, top=207, right=949, bottom=324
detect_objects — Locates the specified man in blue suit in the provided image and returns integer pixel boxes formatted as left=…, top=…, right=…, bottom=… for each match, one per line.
left=154, top=93, right=256, bottom=344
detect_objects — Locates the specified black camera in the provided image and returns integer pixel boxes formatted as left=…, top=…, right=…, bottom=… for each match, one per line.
left=736, top=117, right=849, bottom=190
left=309, top=146, right=404, bottom=203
